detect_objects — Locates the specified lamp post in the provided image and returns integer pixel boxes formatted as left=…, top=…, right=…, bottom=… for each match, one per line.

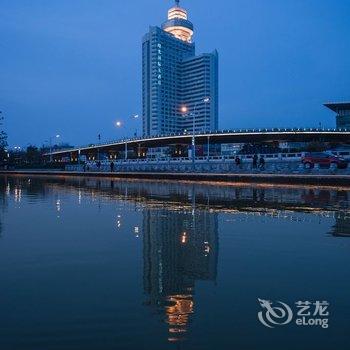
left=97, top=134, right=101, bottom=162
left=48, top=134, right=60, bottom=162
left=131, top=114, right=139, bottom=137
left=115, top=121, right=128, bottom=160
left=181, top=97, right=210, bottom=165
left=78, top=149, right=81, bottom=167
left=14, top=146, right=22, bottom=165
left=115, top=114, right=140, bottom=160
left=207, top=135, right=210, bottom=161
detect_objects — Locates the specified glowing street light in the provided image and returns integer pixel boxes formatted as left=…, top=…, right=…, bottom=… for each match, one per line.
left=115, top=120, right=128, bottom=160
left=115, top=113, right=140, bottom=158
left=131, top=114, right=140, bottom=136
left=47, top=134, right=60, bottom=162
left=181, top=97, right=211, bottom=165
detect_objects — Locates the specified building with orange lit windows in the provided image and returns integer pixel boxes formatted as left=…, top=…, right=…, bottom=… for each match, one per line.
left=142, top=0, right=218, bottom=136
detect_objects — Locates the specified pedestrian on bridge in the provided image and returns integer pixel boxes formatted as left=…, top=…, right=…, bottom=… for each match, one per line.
left=259, top=155, right=265, bottom=170
left=235, top=156, right=241, bottom=169
left=253, top=154, right=258, bottom=169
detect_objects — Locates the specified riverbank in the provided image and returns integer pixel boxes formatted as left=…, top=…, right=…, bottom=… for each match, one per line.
left=1, top=169, right=350, bottom=186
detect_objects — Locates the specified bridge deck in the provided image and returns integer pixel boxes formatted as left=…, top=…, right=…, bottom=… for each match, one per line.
left=44, top=129, right=350, bottom=156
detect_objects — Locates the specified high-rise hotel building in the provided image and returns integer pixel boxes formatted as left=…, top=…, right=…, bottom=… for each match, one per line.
left=142, top=0, right=218, bottom=136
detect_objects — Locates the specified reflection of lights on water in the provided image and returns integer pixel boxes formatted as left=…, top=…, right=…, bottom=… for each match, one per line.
left=166, top=294, right=194, bottom=343
left=56, top=199, right=61, bottom=212
left=78, top=190, right=82, bottom=204
left=204, top=241, right=210, bottom=256
left=134, top=226, right=140, bottom=237
left=116, top=215, right=122, bottom=228
left=222, top=209, right=340, bottom=224
left=181, top=232, right=187, bottom=244
left=14, top=187, right=22, bottom=203
left=6, top=183, right=10, bottom=196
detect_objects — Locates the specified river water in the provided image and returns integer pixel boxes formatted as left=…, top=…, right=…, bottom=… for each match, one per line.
left=0, top=175, right=349, bottom=350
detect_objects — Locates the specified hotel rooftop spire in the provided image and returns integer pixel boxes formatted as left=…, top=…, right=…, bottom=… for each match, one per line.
left=142, top=0, right=218, bottom=136
left=162, top=0, right=194, bottom=42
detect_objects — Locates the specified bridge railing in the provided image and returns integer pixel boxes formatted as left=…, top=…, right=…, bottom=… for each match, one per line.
left=65, top=151, right=350, bottom=175
left=93, top=152, right=305, bottom=165
left=66, top=161, right=348, bottom=175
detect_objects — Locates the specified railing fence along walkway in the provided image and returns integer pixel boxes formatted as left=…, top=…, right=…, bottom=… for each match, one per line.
left=65, top=152, right=350, bottom=175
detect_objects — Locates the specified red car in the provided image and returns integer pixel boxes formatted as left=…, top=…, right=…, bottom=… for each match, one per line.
left=301, top=152, right=348, bottom=169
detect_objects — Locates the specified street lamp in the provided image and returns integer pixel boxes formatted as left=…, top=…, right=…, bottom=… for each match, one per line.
left=48, top=134, right=60, bottom=162
left=132, top=114, right=139, bottom=137
left=181, top=97, right=210, bottom=164
left=97, top=134, right=101, bottom=161
left=13, top=146, right=22, bottom=165
left=115, top=120, right=128, bottom=160
left=115, top=114, right=140, bottom=160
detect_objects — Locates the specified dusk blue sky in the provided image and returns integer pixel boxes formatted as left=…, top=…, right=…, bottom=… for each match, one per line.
left=1, top=0, right=349, bottom=148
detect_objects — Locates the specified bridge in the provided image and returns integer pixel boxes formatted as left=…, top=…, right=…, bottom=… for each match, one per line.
left=45, top=128, right=350, bottom=161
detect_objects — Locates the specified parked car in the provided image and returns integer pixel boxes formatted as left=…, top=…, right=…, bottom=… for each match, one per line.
left=301, top=152, right=348, bottom=169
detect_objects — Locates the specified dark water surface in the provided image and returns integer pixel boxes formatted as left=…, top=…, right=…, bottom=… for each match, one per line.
left=0, top=175, right=349, bottom=350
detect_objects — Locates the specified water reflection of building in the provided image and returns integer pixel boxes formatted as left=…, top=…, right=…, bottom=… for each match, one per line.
left=143, top=208, right=218, bottom=342
left=0, top=176, right=11, bottom=237
left=330, top=212, right=350, bottom=237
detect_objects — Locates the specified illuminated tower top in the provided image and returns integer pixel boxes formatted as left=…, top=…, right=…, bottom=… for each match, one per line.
left=162, top=0, right=194, bottom=43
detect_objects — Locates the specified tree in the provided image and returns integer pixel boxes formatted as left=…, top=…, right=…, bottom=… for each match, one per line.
left=26, top=145, right=42, bottom=164
left=0, top=111, right=8, bottom=164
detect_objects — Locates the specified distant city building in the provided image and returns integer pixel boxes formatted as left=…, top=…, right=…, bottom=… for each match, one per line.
left=324, top=102, right=350, bottom=129
left=142, top=0, right=218, bottom=136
